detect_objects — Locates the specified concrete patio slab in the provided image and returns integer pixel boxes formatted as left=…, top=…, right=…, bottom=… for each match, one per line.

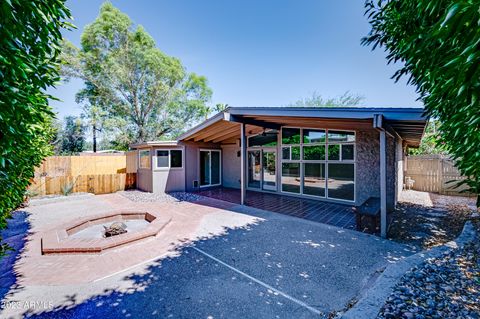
left=0, top=193, right=414, bottom=318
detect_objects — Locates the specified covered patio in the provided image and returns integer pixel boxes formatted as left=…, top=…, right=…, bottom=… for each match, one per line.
left=178, top=107, right=427, bottom=237
left=196, top=187, right=356, bottom=229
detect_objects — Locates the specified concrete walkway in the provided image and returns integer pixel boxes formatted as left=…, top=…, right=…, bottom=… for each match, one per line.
left=0, top=194, right=413, bottom=318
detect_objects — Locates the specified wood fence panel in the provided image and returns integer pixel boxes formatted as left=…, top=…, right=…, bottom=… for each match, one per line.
left=405, top=155, right=469, bottom=195
left=28, top=155, right=136, bottom=196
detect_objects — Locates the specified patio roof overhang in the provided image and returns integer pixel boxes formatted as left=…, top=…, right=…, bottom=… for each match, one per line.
left=178, top=107, right=428, bottom=147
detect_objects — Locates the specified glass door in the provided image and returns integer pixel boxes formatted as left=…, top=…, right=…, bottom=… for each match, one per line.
left=248, top=150, right=261, bottom=188
left=262, top=149, right=276, bottom=191
left=200, top=150, right=221, bottom=187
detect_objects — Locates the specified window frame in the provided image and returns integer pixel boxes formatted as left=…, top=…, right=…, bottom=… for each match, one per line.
left=154, top=149, right=184, bottom=170
left=199, top=149, right=222, bottom=188
left=280, top=126, right=356, bottom=202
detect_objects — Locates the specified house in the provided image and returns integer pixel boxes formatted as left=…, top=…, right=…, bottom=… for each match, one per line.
left=130, top=107, right=428, bottom=237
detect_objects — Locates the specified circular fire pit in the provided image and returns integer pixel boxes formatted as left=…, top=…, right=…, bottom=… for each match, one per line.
left=41, top=211, right=170, bottom=254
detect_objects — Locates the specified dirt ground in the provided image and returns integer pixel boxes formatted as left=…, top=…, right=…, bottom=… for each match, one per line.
left=388, top=190, right=478, bottom=251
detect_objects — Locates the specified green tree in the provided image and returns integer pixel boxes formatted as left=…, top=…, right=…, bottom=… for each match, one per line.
left=288, top=91, right=365, bottom=107
left=75, top=83, right=109, bottom=152
left=55, top=116, right=86, bottom=155
left=408, top=120, right=448, bottom=156
left=0, top=0, right=71, bottom=243
left=363, top=0, right=480, bottom=206
left=61, top=2, right=212, bottom=144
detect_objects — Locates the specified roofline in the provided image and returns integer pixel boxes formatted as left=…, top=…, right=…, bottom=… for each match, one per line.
left=178, top=106, right=427, bottom=141
left=226, top=106, right=426, bottom=121
left=129, top=140, right=178, bottom=149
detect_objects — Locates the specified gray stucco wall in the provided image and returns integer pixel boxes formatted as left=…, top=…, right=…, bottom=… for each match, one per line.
left=184, top=142, right=222, bottom=192
left=356, top=128, right=398, bottom=211
left=221, top=144, right=241, bottom=189
left=137, top=168, right=153, bottom=192
left=151, top=146, right=185, bottom=193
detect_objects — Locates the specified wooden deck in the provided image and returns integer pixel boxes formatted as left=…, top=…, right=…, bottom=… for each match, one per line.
left=196, top=187, right=356, bottom=229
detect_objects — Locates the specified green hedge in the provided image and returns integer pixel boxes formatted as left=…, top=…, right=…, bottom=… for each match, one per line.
left=0, top=0, right=72, bottom=231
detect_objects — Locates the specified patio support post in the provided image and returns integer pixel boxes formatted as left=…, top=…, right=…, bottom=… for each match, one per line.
left=240, top=123, right=246, bottom=205
left=380, top=129, right=387, bottom=238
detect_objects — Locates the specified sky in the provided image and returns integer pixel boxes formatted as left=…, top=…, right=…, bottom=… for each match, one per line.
left=50, top=0, right=422, bottom=119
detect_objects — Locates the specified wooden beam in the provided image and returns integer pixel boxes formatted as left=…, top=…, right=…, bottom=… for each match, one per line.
left=212, top=130, right=240, bottom=143
left=187, top=121, right=227, bottom=141
left=203, top=125, right=239, bottom=142
left=193, top=122, right=235, bottom=142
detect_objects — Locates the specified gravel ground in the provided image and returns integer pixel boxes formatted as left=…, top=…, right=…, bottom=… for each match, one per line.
left=399, top=190, right=477, bottom=210
left=377, top=221, right=480, bottom=319
left=117, top=189, right=205, bottom=203
left=389, top=191, right=476, bottom=251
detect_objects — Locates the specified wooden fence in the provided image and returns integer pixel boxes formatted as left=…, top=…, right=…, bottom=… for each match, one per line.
left=29, top=155, right=137, bottom=196
left=405, top=155, right=470, bottom=196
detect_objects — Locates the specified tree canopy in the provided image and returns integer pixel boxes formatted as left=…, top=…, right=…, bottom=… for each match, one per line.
left=53, top=116, right=87, bottom=155
left=288, top=91, right=365, bottom=107
left=0, top=0, right=71, bottom=237
left=363, top=0, right=480, bottom=205
left=61, top=2, right=212, bottom=147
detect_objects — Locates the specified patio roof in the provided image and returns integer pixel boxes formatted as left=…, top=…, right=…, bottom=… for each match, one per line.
left=178, top=106, right=428, bottom=147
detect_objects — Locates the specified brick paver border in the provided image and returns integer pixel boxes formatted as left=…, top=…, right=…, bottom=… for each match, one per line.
left=41, top=210, right=171, bottom=254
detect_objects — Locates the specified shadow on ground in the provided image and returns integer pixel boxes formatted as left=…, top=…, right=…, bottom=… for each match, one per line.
left=0, top=211, right=31, bottom=300
left=388, top=202, right=473, bottom=251
left=23, top=203, right=412, bottom=319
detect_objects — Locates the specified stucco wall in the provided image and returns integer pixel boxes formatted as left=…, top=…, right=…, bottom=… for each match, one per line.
left=356, top=129, right=397, bottom=210
left=151, top=146, right=185, bottom=193
left=221, top=144, right=241, bottom=189
left=137, top=168, right=153, bottom=192
left=184, top=142, right=222, bottom=192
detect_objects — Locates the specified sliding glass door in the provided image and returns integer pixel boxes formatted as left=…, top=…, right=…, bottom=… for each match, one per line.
left=200, top=150, right=221, bottom=187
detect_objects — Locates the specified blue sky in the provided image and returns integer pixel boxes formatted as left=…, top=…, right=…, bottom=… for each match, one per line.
left=50, top=0, right=422, bottom=119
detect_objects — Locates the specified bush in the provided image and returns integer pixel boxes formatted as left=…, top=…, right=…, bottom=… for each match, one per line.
left=0, top=1, right=72, bottom=230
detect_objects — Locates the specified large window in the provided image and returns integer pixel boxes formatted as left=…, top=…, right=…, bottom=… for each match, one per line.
left=155, top=149, right=183, bottom=169
left=139, top=150, right=150, bottom=169
left=281, top=127, right=355, bottom=201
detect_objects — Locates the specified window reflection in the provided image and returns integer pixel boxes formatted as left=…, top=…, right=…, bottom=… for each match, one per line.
left=303, top=163, right=325, bottom=197
left=282, top=163, right=300, bottom=193
left=327, top=163, right=354, bottom=200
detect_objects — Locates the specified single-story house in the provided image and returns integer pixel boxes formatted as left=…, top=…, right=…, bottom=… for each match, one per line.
left=130, top=107, right=427, bottom=237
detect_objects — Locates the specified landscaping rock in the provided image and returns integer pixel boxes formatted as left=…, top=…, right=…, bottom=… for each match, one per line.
left=118, top=190, right=205, bottom=203
left=377, top=238, right=480, bottom=319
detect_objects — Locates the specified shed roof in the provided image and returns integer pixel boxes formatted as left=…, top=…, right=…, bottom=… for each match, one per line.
left=130, top=140, right=178, bottom=149
left=178, top=106, right=427, bottom=147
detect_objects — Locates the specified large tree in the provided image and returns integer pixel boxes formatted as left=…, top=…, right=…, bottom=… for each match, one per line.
left=54, top=116, right=87, bottom=155
left=0, top=0, right=71, bottom=240
left=62, top=2, right=212, bottom=145
left=363, top=0, right=480, bottom=206
left=288, top=91, right=365, bottom=107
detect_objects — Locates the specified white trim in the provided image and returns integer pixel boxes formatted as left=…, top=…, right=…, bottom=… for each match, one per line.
left=199, top=149, right=222, bottom=188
